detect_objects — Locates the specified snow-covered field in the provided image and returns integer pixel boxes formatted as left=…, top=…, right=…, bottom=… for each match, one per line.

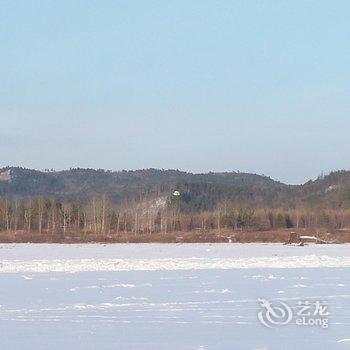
left=0, top=243, right=349, bottom=349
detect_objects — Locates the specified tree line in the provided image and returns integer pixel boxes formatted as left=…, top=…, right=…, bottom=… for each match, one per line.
left=0, top=196, right=350, bottom=236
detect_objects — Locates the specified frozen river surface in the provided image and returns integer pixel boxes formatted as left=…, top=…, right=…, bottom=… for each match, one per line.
left=0, top=243, right=349, bottom=349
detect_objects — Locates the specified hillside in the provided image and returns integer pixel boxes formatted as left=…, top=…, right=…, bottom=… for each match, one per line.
left=2, top=167, right=350, bottom=240
left=0, top=167, right=287, bottom=210
left=2, top=167, right=350, bottom=211
left=298, top=171, right=350, bottom=209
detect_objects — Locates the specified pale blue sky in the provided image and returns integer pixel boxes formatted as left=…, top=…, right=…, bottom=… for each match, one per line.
left=1, top=0, right=350, bottom=184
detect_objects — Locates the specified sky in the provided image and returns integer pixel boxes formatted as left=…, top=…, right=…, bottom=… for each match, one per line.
left=1, top=0, right=350, bottom=185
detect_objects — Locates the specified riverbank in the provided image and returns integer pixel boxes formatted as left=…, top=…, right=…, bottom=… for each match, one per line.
left=0, top=228, right=349, bottom=243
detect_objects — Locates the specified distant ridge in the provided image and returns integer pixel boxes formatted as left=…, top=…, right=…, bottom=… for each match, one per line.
left=1, top=166, right=350, bottom=209
left=0, top=167, right=285, bottom=208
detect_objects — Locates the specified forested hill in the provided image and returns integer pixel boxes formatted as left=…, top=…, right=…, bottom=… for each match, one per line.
left=297, top=170, right=350, bottom=209
left=0, top=167, right=287, bottom=209
left=2, top=167, right=350, bottom=210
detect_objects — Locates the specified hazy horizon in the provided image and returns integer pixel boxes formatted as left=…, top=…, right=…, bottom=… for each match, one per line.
left=1, top=164, right=343, bottom=186
left=2, top=1, right=350, bottom=185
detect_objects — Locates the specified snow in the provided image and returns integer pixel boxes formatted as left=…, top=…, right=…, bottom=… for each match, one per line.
left=0, top=243, right=349, bottom=349
left=1, top=243, right=350, bottom=273
left=2, top=254, right=350, bottom=273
